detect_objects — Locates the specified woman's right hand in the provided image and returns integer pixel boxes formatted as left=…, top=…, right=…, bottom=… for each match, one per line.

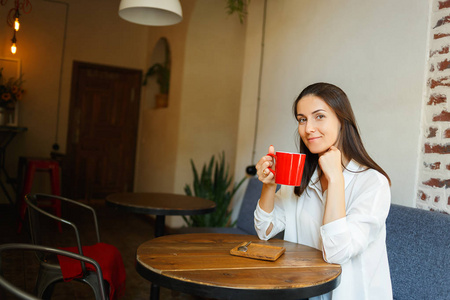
left=255, top=145, right=276, bottom=185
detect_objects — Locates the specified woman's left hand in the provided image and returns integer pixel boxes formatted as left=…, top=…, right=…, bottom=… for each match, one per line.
left=318, top=146, right=343, bottom=182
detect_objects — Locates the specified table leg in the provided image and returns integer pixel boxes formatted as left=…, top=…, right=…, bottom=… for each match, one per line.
left=0, top=131, right=19, bottom=207
left=0, top=179, right=14, bottom=206
left=151, top=215, right=165, bottom=300
left=150, top=283, right=160, bottom=300
left=155, top=215, right=165, bottom=237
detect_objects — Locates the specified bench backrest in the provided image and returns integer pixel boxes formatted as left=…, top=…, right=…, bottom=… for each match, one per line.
left=386, top=204, right=450, bottom=300
left=236, top=177, right=263, bottom=235
left=236, top=177, right=282, bottom=236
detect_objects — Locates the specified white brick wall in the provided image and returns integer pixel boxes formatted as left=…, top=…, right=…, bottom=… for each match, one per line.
left=417, top=0, right=450, bottom=213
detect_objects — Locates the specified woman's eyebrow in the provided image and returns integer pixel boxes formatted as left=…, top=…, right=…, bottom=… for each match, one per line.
left=297, top=109, right=326, bottom=117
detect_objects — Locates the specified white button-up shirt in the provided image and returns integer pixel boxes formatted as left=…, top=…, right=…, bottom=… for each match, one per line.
left=254, top=160, right=393, bottom=300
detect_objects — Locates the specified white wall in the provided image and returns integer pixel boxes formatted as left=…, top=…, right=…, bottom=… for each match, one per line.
left=234, top=0, right=429, bottom=210
left=173, top=0, right=246, bottom=197
left=135, top=1, right=196, bottom=195
left=135, top=0, right=247, bottom=228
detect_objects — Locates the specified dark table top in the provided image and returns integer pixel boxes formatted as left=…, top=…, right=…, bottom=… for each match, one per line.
left=136, top=233, right=342, bottom=300
left=0, top=126, right=28, bottom=132
left=105, top=192, right=216, bottom=216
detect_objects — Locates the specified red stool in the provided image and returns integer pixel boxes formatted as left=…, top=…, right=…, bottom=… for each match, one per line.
left=17, top=158, right=62, bottom=233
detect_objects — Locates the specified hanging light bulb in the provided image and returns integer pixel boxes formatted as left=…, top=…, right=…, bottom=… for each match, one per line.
left=11, top=32, right=17, bottom=54
left=14, top=8, right=20, bottom=31
left=14, top=18, right=20, bottom=31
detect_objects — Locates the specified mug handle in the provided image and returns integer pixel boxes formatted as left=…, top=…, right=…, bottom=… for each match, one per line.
left=267, top=153, right=276, bottom=175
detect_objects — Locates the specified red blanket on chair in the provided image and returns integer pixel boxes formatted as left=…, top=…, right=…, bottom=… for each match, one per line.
left=57, top=242, right=126, bottom=299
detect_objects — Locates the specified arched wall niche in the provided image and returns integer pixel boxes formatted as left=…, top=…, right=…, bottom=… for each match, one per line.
left=143, top=37, right=171, bottom=109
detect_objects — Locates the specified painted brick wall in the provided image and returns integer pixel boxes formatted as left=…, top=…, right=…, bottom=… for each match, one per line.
left=417, top=0, right=450, bottom=213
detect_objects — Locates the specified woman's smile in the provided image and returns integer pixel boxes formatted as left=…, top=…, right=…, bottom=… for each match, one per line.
left=307, top=136, right=322, bottom=142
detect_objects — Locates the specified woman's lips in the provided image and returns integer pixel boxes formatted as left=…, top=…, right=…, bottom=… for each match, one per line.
left=307, top=136, right=321, bottom=142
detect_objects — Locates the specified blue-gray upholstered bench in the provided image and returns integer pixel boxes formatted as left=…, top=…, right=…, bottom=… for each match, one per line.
left=386, top=204, right=450, bottom=300
left=178, top=177, right=450, bottom=299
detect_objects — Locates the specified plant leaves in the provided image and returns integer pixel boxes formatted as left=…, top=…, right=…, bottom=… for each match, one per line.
left=183, top=152, right=246, bottom=227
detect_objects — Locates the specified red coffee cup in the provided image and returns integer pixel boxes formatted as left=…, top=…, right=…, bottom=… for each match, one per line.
left=267, top=151, right=306, bottom=186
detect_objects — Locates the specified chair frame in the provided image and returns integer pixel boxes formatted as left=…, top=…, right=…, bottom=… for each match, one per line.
left=0, top=243, right=106, bottom=300
left=25, top=193, right=107, bottom=299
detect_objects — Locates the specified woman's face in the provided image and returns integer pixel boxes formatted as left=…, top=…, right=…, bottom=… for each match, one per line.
left=296, top=95, right=341, bottom=156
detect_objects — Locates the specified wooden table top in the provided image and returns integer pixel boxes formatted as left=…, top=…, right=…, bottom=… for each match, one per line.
left=136, top=233, right=341, bottom=300
left=105, top=192, right=216, bottom=216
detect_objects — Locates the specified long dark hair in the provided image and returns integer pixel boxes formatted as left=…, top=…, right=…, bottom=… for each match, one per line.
left=292, top=82, right=390, bottom=197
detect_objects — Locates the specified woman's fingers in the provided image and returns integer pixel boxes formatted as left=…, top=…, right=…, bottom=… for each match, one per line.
left=319, top=146, right=342, bottom=180
left=255, top=146, right=276, bottom=184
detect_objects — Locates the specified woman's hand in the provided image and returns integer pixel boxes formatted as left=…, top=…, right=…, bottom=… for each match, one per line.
left=318, top=146, right=343, bottom=182
left=255, top=145, right=276, bottom=185
left=255, top=145, right=277, bottom=234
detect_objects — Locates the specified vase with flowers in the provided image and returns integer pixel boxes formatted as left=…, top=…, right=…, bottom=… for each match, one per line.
left=0, top=67, right=24, bottom=126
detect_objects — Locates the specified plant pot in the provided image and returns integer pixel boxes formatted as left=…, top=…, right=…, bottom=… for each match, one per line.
left=0, top=102, right=18, bottom=126
left=0, top=108, right=7, bottom=126
left=155, top=94, right=168, bottom=108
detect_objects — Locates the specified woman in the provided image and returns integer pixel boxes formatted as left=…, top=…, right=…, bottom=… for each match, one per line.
left=254, top=83, right=392, bottom=300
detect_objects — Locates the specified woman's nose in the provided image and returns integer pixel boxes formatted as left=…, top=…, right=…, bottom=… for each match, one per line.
left=305, top=121, right=315, bottom=133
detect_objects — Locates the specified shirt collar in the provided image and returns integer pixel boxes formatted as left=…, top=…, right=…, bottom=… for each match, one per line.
left=343, top=159, right=363, bottom=189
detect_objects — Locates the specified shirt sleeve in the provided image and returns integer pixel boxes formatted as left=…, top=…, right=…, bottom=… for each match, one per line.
left=254, top=188, right=287, bottom=240
left=320, top=171, right=391, bottom=264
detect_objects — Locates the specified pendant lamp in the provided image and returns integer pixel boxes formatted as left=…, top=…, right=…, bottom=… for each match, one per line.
left=119, top=0, right=183, bottom=26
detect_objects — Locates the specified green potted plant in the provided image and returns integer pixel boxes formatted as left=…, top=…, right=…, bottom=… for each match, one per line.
left=183, top=152, right=246, bottom=227
left=143, top=40, right=170, bottom=108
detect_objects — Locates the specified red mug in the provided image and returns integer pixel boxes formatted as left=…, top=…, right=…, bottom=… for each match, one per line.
left=267, top=151, right=306, bottom=186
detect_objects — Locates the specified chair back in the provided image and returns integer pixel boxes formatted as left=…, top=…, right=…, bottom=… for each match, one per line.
left=0, top=243, right=106, bottom=300
left=25, top=194, right=101, bottom=274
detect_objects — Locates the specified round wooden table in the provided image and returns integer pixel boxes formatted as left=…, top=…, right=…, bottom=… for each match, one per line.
left=136, top=233, right=342, bottom=300
left=106, top=192, right=216, bottom=237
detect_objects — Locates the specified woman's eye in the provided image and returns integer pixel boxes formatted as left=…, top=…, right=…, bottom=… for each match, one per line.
left=316, top=114, right=325, bottom=120
left=298, top=117, right=307, bottom=124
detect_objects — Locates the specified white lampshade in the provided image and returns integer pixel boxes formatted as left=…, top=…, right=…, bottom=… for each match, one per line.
left=119, top=0, right=183, bottom=26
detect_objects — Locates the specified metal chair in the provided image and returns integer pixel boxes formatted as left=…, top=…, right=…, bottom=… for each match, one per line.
left=25, top=193, right=110, bottom=299
left=0, top=243, right=106, bottom=300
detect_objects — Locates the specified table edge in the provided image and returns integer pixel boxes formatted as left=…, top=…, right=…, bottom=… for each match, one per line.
left=136, top=259, right=341, bottom=300
left=105, top=197, right=216, bottom=216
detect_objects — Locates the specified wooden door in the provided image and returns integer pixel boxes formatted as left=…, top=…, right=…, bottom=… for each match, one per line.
left=65, top=61, right=141, bottom=199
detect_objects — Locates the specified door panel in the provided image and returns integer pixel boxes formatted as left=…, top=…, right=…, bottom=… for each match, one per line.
left=66, top=61, right=141, bottom=199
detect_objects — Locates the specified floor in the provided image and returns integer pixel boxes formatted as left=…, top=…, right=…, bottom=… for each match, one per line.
left=0, top=200, right=200, bottom=300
